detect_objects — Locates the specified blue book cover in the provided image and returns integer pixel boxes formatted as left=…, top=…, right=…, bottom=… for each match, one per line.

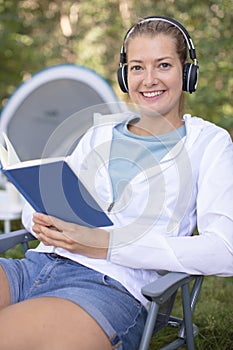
left=0, top=134, right=113, bottom=228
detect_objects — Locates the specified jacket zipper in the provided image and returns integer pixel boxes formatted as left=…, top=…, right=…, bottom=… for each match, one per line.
left=107, top=202, right=115, bottom=212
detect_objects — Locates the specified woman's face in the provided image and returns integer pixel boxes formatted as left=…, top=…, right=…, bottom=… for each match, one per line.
left=127, top=34, right=183, bottom=122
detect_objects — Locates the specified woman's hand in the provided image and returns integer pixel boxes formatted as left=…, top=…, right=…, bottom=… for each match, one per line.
left=32, top=212, right=110, bottom=259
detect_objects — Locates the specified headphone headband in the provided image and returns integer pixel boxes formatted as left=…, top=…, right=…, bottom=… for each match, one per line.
left=120, top=16, right=197, bottom=65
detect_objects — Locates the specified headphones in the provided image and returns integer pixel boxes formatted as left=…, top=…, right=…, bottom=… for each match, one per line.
left=117, top=16, right=199, bottom=94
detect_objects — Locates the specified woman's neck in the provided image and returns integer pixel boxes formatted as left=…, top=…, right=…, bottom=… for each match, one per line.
left=128, top=115, right=184, bottom=136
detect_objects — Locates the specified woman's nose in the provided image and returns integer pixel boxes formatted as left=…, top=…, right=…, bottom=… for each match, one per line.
left=143, top=69, right=158, bottom=86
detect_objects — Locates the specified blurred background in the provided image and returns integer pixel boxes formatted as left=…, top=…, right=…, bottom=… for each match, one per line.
left=0, top=0, right=232, bottom=134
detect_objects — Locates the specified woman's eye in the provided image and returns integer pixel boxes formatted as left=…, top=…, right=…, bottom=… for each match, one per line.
left=131, top=65, right=142, bottom=71
left=160, top=63, right=170, bottom=69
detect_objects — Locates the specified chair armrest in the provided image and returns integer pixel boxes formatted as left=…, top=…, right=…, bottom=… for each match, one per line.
left=0, top=229, right=36, bottom=253
left=141, top=272, right=195, bottom=304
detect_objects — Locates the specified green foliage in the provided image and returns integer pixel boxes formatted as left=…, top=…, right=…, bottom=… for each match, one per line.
left=0, top=0, right=232, bottom=134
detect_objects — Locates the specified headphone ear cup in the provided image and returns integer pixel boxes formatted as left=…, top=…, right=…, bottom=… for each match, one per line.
left=183, top=63, right=199, bottom=93
left=117, top=65, right=128, bottom=93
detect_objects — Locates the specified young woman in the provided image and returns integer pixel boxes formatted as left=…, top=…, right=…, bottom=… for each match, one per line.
left=0, top=16, right=232, bottom=350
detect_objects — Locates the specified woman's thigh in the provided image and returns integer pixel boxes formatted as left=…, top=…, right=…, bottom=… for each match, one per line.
left=0, top=252, right=147, bottom=349
left=0, top=265, right=11, bottom=310
left=0, top=296, right=112, bottom=350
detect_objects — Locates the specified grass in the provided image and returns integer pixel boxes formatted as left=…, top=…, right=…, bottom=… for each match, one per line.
left=149, top=276, right=233, bottom=349
left=0, top=221, right=232, bottom=349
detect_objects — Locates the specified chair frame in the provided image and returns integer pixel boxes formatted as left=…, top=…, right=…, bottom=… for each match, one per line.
left=139, top=273, right=203, bottom=350
left=0, top=229, right=203, bottom=350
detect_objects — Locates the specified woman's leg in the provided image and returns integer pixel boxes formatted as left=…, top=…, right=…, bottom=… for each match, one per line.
left=0, top=265, right=11, bottom=310
left=0, top=297, right=112, bottom=350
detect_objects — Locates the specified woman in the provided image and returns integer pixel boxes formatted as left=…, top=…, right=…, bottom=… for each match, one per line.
left=0, top=17, right=232, bottom=350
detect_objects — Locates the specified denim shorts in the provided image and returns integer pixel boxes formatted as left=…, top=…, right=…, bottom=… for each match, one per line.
left=0, top=251, right=147, bottom=349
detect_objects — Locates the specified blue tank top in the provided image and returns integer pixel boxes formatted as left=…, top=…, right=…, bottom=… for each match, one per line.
left=109, top=119, right=186, bottom=201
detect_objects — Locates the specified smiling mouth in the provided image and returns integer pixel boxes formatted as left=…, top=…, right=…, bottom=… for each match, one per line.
left=142, top=91, right=164, bottom=97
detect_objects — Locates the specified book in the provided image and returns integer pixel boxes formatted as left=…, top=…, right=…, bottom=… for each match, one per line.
left=0, top=133, right=113, bottom=228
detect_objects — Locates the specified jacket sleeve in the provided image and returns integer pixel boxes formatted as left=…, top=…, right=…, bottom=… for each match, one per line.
left=108, top=132, right=233, bottom=276
left=21, top=201, right=36, bottom=236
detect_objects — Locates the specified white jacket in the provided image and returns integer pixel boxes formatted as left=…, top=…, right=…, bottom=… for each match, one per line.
left=22, top=113, right=233, bottom=307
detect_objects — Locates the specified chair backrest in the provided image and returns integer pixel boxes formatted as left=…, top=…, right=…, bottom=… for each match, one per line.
left=0, top=64, right=124, bottom=160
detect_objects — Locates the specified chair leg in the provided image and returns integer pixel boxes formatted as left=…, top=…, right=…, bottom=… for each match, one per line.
left=190, top=277, right=204, bottom=313
left=139, top=302, right=160, bottom=350
left=180, top=283, right=195, bottom=350
left=178, top=276, right=203, bottom=347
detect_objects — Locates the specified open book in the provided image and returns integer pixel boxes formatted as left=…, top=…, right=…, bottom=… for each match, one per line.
left=0, top=133, right=113, bottom=228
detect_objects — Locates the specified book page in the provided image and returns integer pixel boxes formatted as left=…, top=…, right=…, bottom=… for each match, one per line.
left=6, top=156, right=64, bottom=170
left=0, top=143, right=8, bottom=168
left=2, top=133, right=21, bottom=166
